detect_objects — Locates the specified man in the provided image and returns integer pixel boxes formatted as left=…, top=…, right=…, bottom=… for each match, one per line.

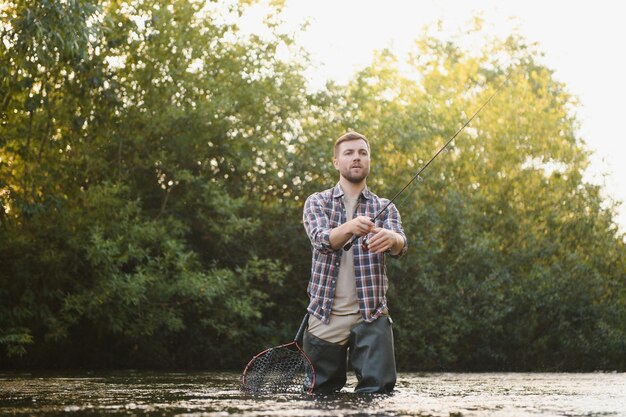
left=302, top=131, right=407, bottom=393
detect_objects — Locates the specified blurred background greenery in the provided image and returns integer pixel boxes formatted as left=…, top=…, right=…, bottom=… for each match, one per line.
left=1, top=0, right=624, bottom=371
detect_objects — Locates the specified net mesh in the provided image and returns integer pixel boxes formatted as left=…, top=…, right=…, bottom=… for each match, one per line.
left=241, top=342, right=314, bottom=394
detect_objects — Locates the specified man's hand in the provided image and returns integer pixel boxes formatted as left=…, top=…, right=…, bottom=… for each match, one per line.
left=329, top=215, right=373, bottom=250
left=366, top=227, right=404, bottom=255
left=350, top=216, right=374, bottom=237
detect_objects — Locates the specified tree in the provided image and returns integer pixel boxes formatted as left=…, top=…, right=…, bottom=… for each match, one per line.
left=1, top=0, right=311, bottom=368
left=1, top=2, right=624, bottom=370
left=331, top=31, right=626, bottom=370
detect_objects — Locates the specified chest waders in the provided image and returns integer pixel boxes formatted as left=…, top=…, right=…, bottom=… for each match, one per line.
left=303, top=315, right=396, bottom=393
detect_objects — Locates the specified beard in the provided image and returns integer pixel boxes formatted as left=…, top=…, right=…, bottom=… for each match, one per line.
left=341, top=165, right=370, bottom=183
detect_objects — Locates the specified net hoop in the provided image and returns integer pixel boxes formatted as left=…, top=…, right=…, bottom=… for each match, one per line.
left=241, top=340, right=315, bottom=395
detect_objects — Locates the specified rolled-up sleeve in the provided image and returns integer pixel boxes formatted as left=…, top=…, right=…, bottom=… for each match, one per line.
left=303, top=193, right=335, bottom=254
left=383, top=201, right=408, bottom=258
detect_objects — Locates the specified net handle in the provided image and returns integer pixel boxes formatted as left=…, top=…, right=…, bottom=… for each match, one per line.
left=294, top=313, right=309, bottom=343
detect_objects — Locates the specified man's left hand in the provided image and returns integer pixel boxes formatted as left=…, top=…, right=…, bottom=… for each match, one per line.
left=365, top=227, right=403, bottom=255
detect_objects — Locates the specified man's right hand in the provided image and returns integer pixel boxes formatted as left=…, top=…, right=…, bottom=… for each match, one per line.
left=350, top=216, right=374, bottom=236
left=329, top=216, right=374, bottom=250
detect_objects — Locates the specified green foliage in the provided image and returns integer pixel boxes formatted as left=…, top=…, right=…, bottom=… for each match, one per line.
left=0, top=328, right=33, bottom=357
left=1, top=0, right=305, bottom=368
left=1, top=2, right=624, bottom=370
left=342, top=33, right=626, bottom=371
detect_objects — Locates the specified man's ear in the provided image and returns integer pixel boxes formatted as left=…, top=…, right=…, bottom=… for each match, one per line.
left=332, top=158, right=338, bottom=169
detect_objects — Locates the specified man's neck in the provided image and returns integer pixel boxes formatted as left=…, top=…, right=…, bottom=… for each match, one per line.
left=339, top=177, right=366, bottom=199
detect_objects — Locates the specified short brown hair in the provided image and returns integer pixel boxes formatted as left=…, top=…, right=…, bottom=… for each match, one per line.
left=334, top=131, right=370, bottom=157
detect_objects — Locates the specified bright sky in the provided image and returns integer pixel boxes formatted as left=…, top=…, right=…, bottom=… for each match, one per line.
left=246, top=0, right=626, bottom=231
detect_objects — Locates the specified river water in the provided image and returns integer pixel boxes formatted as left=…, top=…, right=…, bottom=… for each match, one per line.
left=0, top=371, right=624, bottom=416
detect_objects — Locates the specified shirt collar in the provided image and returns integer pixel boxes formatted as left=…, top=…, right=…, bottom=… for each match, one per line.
left=332, top=183, right=372, bottom=200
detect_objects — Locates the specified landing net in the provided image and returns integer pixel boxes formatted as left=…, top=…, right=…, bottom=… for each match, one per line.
left=241, top=342, right=315, bottom=394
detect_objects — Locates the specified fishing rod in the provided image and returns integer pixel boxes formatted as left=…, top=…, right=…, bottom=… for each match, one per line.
left=344, top=75, right=510, bottom=251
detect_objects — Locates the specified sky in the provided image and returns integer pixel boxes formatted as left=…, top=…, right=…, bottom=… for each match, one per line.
left=244, top=0, right=626, bottom=231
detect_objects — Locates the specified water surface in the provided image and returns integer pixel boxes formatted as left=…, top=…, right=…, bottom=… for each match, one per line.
left=1, top=371, right=624, bottom=416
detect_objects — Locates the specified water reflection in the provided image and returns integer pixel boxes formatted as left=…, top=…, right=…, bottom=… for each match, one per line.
left=0, top=371, right=624, bottom=416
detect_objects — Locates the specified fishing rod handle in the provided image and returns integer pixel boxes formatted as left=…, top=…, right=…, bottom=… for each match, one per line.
left=343, top=236, right=357, bottom=251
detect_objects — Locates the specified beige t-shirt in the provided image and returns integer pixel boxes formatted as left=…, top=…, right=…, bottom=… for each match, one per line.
left=332, top=195, right=360, bottom=315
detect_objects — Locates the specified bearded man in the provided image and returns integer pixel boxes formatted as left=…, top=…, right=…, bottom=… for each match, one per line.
left=302, top=131, right=407, bottom=393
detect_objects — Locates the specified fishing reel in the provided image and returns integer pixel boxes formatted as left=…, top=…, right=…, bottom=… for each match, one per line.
left=361, top=236, right=370, bottom=251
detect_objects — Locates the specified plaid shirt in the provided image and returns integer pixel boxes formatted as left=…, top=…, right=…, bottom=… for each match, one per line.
left=303, top=183, right=407, bottom=324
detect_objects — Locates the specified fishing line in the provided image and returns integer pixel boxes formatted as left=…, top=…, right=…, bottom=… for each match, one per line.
left=344, top=74, right=511, bottom=251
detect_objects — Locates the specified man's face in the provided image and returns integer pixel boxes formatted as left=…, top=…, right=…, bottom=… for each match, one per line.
left=333, top=139, right=371, bottom=183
